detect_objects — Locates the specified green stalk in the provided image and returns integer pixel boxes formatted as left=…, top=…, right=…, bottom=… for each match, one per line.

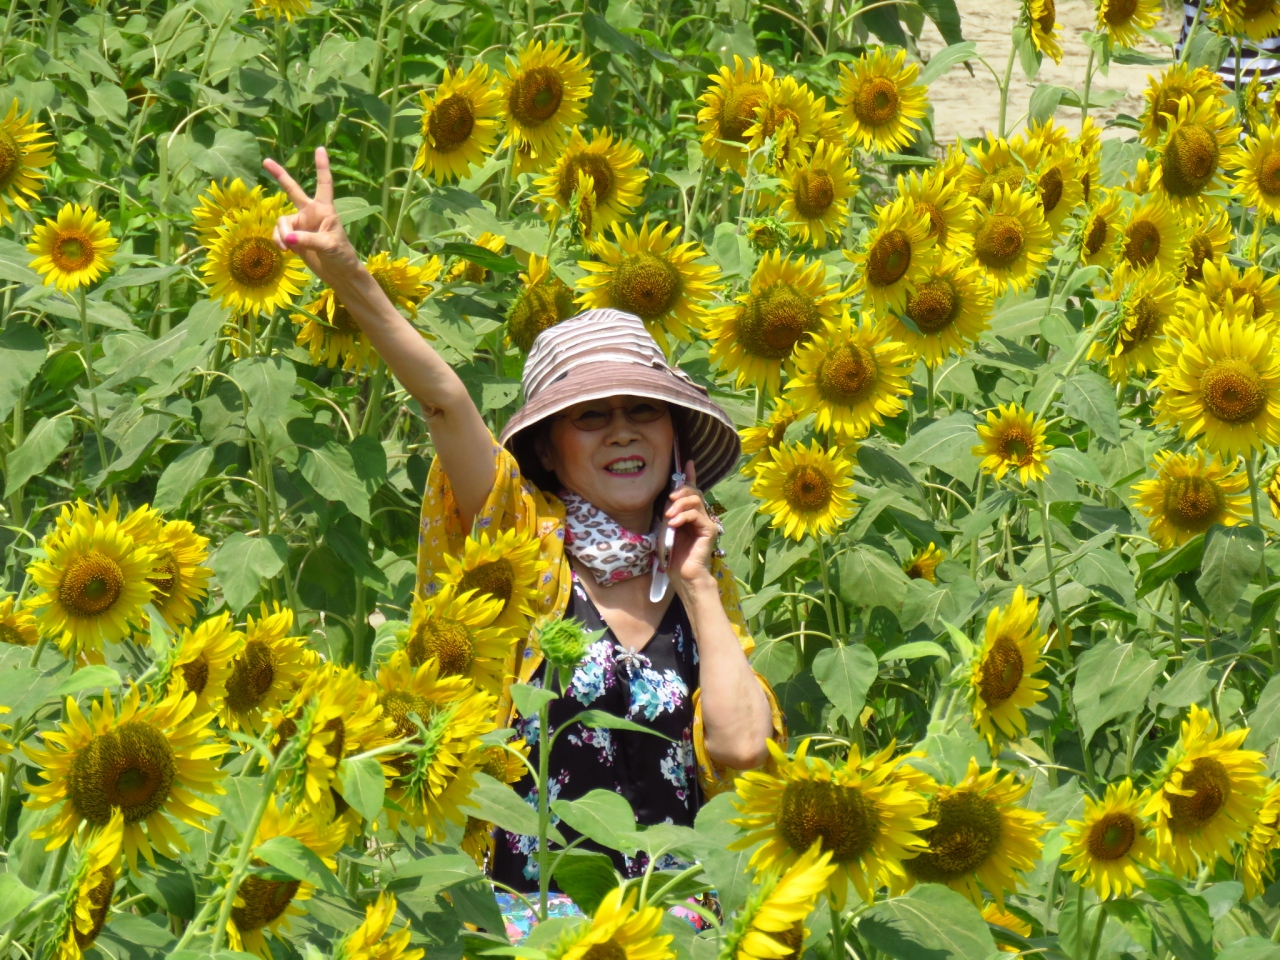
left=536, top=697, right=553, bottom=920
left=997, top=28, right=1017, bottom=138
left=46, top=839, right=71, bottom=891
left=1246, top=454, right=1279, bottom=669
left=970, top=471, right=986, bottom=578
left=157, top=136, right=172, bottom=335
left=1036, top=480, right=1068, bottom=667
left=683, top=158, right=711, bottom=242
left=379, top=0, right=410, bottom=243
left=0, top=0, right=21, bottom=72
left=816, top=536, right=842, bottom=643
left=1179, top=0, right=1203, bottom=64
left=276, top=21, right=290, bottom=160
left=926, top=363, right=935, bottom=418
left=78, top=287, right=111, bottom=483
left=1171, top=582, right=1183, bottom=657
left=211, top=758, right=285, bottom=950
left=1080, top=46, right=1095, bottom=125
left=1035, top=314, right=1107, bottom=422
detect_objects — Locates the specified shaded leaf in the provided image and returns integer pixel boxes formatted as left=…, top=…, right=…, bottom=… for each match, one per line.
left=812, top=644, right=878, bottom=725
left=1073, top=641, right=1164, bottom=744
left=858, top=884, right=997, bottom=960
left=254, top=835, right=346, bottom=897
left=5, top=416, right=74, bottom=491
left=1197, top=523, right=1264, bottom=621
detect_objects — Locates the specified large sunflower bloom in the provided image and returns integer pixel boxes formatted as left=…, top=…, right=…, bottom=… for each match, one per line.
left=1096, top=0, right=1161, bottom=47
left=535, top=127, right=647, bottom=232
left=777, top=139, right=859, bottom=248
left=697, top=56, right=777, bottom=172
left=720, top=840, right=836, bottom=960
left=1062, top=779, right=1158, bottom=901
left=337, top=893, right=424, bottom=960
left=1143, top=704, right=1268, bottom=877
left=897, top=167, right=975, bottom=253
left=1079, top=189, right=1125, bottom=269
left=750, top=441, right=857, bottom=541
left=969, top=587, right=1049, bottom=746
left=1242, top=781, right=1280, bottom=900
left=731, top=739, right=933, bottom=908
left=0, top=594, right=39, bottom=646
left=1152, top=96, right=1239, bottom=214
left=740, top=398, right=800, bottom=477
left=1227, top=123, right=1280, bottom=221
left=405, top=587, right=517, bottom=696
left=743, top=76, right=833, bottom=168
left=1132, top=450, right=1249, bottom=549
left=576, top=219, right=721, bottom=348
left=415, top=62, right=502, bottom=183
left=0, top=97, right=54, bottom=224
left=969, top=185, right=1053, bottom=295
left=498, top=41, right=593, bottom=168
left=1139, top=64, right=1228, bottom=147
left=1181, top=210, right=1233, bottom=285
left=973, top=404, right=1053, bottom=484
left=956, top=135, right=1040, bottom=208
left=169, top=612, right=243, bottom=716
left=1028, top=0, right=1063, bottom=62
left=784, top=315, right=914, bottom=439
left=220, top=603, right=315, bottom=735
left=1115, top=194, right=1187, bottom=286
left=891, top=253, right=993, bottom=367
left=706, top=251, right=843, bottom=394
left=1219, top=0, right=1280, bottom=40
left=1187, top=257, right=1280, bottom=325
left=25, top=686, right=227, bottom=872
left=848, top=196, right=937, bottom=314
left=836, top=47, right=927, bottom=153
left=548, top=886, right=672, bottom=960
left=507, top=253, right=577, bottom=352
left=28, top=203, right=118, bottom=293
left=432, top=528, right=545, bottom=632
left=1091, top=272, right=1178, bottom=384
left=120, top=505, right=211, bottom=630
left=203, top=205, right=308, bottom=315
left=53, top=811, right=123, bottom=960
left=1153, top=311, right=1280, bottom=458
left=190, top=180, right=288, bottom=249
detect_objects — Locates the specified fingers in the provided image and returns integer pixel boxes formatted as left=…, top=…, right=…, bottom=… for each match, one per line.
left=314, top=147, right=333, bottom=204
left=273, top=214, right=298, bottom=251
left=281, top=230, right=330, bottom=254
left=666, top=493, right=706, bottom=520
left=667, top=507, right=716, bottom=534
left=263, top=158, right=313, bottom=209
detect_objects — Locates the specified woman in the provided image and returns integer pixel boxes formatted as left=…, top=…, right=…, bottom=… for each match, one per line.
left=263, top=149, right=777, bottom=891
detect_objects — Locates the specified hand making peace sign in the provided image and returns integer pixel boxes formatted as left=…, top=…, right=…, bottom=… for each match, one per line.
left=262, top=147, right=361, bottom=288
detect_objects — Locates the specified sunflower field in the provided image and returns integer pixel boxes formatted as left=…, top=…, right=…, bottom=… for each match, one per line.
left=10, top=0, right=1280, bottom=956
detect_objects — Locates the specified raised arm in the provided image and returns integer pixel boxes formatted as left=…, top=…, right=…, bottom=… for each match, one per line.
left=263, top=148, right=495, bottom=526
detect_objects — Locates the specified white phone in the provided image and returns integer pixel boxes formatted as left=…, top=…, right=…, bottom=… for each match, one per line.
left=649, top=437, right=685, bottom=603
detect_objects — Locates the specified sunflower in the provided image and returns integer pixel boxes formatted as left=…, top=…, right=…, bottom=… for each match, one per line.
left=750, top=441, right=857, bottom=542
left=461, top=741, right=530, bottom=865
left=498, top=41, right=593, bottom=168
left=1075, top=117, right=1103, bottom=204
left=1034, top=147, right=1084, bottom=236
left=576, top=219, right=721, bottom=348
left=26, top=500, right=159, bottom=660
left=337, top=893, right=424, bottom=960
left=548, top=886, right=672, bottom=960
left=0, top=593, right=39, bottom=646
left=220, top=603, right=314, bottom=735
left=1096, top=0, right=1161, bottom=47
left=836, top=47, right=927, bottom=153
left=1144, top=704, right=1268, bottom=877
left=119, top=506, right=211, bottom=630
left=697, top=56, right=778, bottom=172
left=1091, top=272, right=1179, bottom=384
left=203, top=205, right=308, bottom=316
left=414, top=62, right=501, bottom=183
left=190, top=180, right=285, bottom=249
left=433, top=528, right=545, bottom=633
left=25, top=685, right=226, bottom=872
left=169, top=612, right=243, bottom=716
left=848, top=196, right=937, bottom=314
left=227, top=798, right=347, bottom=958
left=27, top=203, right=119, bottom=293
left=731, top=739, right=932, bottom=908
left=969, top=185, right=1053, bottom=295
left=444, top=232, right=506, bottom=286
left=405, top=587, right=517, bottom=695
left=1219, top=0, right=1280, bottom=40
left=891, top=253, right=993, bottom=367
left=982, top=902, right=1032, bottom=953
left=1028, top=0, right=1063, bottom=63
left=776, top=140, right=859, bottom=248
left=1079, top=189, right=1125, bottom=269
left=784, top=315, right=914, bottom=439
left=1023, top=116, right=1073, bottom=165
left=896, top=168, right=975, bottom=253
left=536, top=127, right=647, bottom=232
left=744, top=76, right=832, bottom=168
left=253, top=0, right=310, bottom=19
left=904, top=543, right=945, bottom=582
left=1242, top=781, right=1280, bottom=900
left=1133, top=450, right=1250, bottom=550
left=1227, top=122, right=1280, bottom=220
left=1152, top=97, right=1239, bottom=213
left=0, top=98, right=53, bottom=224
left=1115, top=195, right=1187, bottom=286
left=956, top=135, right=1040, bottom=208
left=1181, top=211, right=1233, bottom=285
left=507, top=253, right=577, bottom=352
left=706, top=251, right=843, bottom=394
left=968, top=587, right=1048, bottom=746
left=740, top=398, right=801, bottom=477
left=53, top=811, right=123, bottom=960
left=973, top=404, right=1052, bottom=485
left=746, top=217, right=789, bottom=253
left=1188, top=257, right=1280, bottom=325
left=1140, top=64, right=1228, bottom=147
left=1153, top=312, right=1280, bottom=458
left=1269, top=461, right=1280, bottom=518
left=1242, top=70, right=1271, bottom=133
left=1061, top=779, right=1158, bottom=901
left=719, top=840, right=835, bottom=960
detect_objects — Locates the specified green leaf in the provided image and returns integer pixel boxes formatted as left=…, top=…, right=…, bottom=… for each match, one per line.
left=858, top=884, right=998, bottom=960
left=254, top=835, right=346, bottom=897
left=152, top=446, right=215, bottom=513
left=812, top=644, right=878, bottom=725
left=338, top=755, right=385, bottom=822
left=88, top=81, right=129, bottom=125
left=1218, top=938, right=1280, bottom=960
left=1028, top=83, right=1068, bottom=125
left=1073, top=549, right=1135, bottom=604
left=510, top=682, right=557, bottom=716
left=1148, top=895, right=1214, bottom=960
left=4, top=416, right=74, bottom=492
left=1073, top=641, right=1164, bottom=744
left=1047, top=447, right=1107, bottom=488
left=897, top=413, right=978, bottom=471
left=0, top=237, right=42, bottom=284
left=1154, top=656, right=1216, bottom=709
left=1136, top=535, right=1206, bottom=598
left=881, top=641, right=949, bottom=664
left=1245, top=673, right=1280, bottom=752
left=750, top=638, right=799, bottom=686
left=1197, top=523, right=1264, bottom=621
left=1061, top=370, right=1122, bottom=443
left=0, top=322, right=46, bottom=420
left=54, top=664, right=121, bottom=698
left=918, top=0, right=965, bottom=45
left=1250, top=582, right=1280, bottom=638
left=572, top=709, right=673, bottom=739
left=918, top=41, right=976, bottom=85
left=838, top=546, right=910, bottom=610
left=194, top=126, right=263, bottom=182
left=465, top=772, right=565, bottom=844
left=0, top=873, right=38, bottom=927
left=301, top=441, right=371, bottom=521
left=229, top=356, right=296, bottom=423
left=211, top=533, right=289, bottom=612
left=550, top=851, right=618, bottom=914
left=552, top=789, right=639, bottom=854
left=437, top=242, right=519, bottom=274
left=218, top=776, right=265, bottom=839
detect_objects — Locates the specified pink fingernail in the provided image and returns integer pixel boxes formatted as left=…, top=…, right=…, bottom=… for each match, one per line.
left=286, top=233, right=298, bottom=245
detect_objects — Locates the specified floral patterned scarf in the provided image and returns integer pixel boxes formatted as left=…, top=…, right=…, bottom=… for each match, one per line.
left=559, top=491, right=657, bottom=585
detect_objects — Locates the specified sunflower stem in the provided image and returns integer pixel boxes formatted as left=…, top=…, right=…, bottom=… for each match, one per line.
left=1080, top=46, right=1095, bottom=126
left=379, top=0, right=410, bottom=246
left=499, top=139, right=519, bottom=220
left=1036, top=481, right=1067, bottom=666
left=684, top=157, right=711, bottom=243
left=1171, top=582, right=1183, bottom=657
left=46, top=837, right=71, bottom=892
left=1086, top=901, right=1107, bottom=960
left=1178, top=0, right=1203, bottom=65
left=969, top=471, right=986, bottom=578
left=535, top=696, right=552, bottom=921
left=275, top=20, right=290, bottom=161
left=816, top=535, right=841, bottom=643
left=77, top=287, right=112, bottom=494
left=925, top=363, right=935, bottom=419
left=210, top=754, right=286, bottom=951
left=996, top=26, right=1017, bottom=138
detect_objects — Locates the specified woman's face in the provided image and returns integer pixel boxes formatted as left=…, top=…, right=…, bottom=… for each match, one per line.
left=538, top=395, right=675, bottom=531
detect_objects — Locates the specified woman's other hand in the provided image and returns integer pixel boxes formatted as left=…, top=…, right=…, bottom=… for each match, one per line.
left=263, top=147, right=361, bottom=290
left=665, top=460, right=720, bottom=595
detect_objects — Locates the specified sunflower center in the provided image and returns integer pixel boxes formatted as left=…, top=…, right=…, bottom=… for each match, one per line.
left=855, top=77, right=900, bottom=127
left=229, top=236, right=284, bottom=289
left=1186, top=232, right=1214, bottom=282
left=1124, top=220, right=1162, bottom=267
left=772, top=922, right=806, bottom=959
left=53, top=233, right=95, bottom=273
left=1153, top=89, right=1192, bottom=136
left=74, top=866, right=116, bottom=949
left=1200, top=359, right=1267, bottom=423
left=509, top=276, right=576, bottom=353
left=975, top=214, right=1026, bottom=268
left=458, top=559, right=516, bottom=615
left=816, top=343, right=876, bottom=405
left=1258, top=149, right=1280, bottom=196
left=179, top=655, right=211, bottom=697
left=608, top=252, right=683, bottom=321
left=582, top=940, right=628, bottom=960
left=1163, top=475, right=1226, bottom=531
left=381, top=690, right=435, bottom=742
left=908, top=791, right=1003, bottom=882
left=1121, top=296, right=1161, bottom=350
left=740, top=283, right=821, bottom=359
left=510, top=66, right=565, bottom=126
left=782, top=465, right=833, bottom=513
left=976, top=165, right=1026, bottom=208
left=1086, top=812, right=1137, bottom=861
left=0, top=130, right=19, bottom=190
left=1084, top=215, right=1110, bottom=257
left=324, top=717, right=346, bottom=761
left=428, top=93, right=476, bottom=150
left=568, top=154, right=616, bottom=205
left=1167, top=756, right=1232, bottom=833
left=1039, top=166, right=1064, bottom=215
left=0, top=623, right=27, bottom=645
left=1243, top=0, right=1272, bottom=16
left=1161, top=124, right=1219, bottom=196
left=997, top=428, right=1034, bottom=465
left=907, top=278, right=958, bottom=333
left=59, top=552, right=125, bottom=617
left=719, top=84, right=770, bottom=143
left=793, top=169, right=836, bottom=219
left=1035, top=0, right=1056, bottom=30
left=978, top=637, right=1025, bottom=706
left=225, top=639, right=277, bottom=713
left=1104, top=0, right=1138, bottom=26
left=233, top=873, right=302, bottom=932
left=776, top=778, right=881, bottom=863
left=66, top=721, right=177, bottom=826
left=148, top=552, right=177, bottom=596
left=329, top=299, right=361, bottom=335
left=867, top=229, right=912, bottom=288
left=408, top=615, right=475, bottom=676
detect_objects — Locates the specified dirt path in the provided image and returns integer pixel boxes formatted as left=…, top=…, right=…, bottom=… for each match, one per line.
left=917, top=0, right=1182, bottom=141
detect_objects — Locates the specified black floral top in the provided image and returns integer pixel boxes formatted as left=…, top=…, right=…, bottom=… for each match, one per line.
left=490, top=572, right=701, bottom=892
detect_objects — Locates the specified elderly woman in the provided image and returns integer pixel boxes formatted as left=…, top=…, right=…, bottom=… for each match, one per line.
left=264, top=149, right=778, bottom=892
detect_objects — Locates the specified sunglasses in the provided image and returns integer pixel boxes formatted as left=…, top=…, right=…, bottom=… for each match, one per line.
left=556, top=399, right=670, bottom=431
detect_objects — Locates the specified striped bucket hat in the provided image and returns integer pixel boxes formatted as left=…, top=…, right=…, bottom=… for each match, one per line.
left=499, top=309, right=741, bottom=490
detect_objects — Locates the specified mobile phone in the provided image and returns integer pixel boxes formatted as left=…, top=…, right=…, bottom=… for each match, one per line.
left=649, top=438, right=685, bottom=603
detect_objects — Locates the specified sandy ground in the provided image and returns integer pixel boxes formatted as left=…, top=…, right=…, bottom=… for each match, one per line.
left=919, top=0, right=1182, bottom=141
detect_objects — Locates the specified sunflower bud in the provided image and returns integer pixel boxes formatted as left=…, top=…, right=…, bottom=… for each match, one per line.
left=536, top=616, right=591, bottom=673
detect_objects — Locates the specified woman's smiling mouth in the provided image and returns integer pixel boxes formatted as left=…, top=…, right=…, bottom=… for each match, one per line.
left=604, top=456, right=646, bottom=475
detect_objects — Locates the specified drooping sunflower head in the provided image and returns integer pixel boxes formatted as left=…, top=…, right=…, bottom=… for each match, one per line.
left=445, top=231, right=506, bottom=285
left=904, top=543, right=945, bottom=582
left=1153, top=95, right=1239, bottom=212
left=1091, top=271, right=1179, bottom=384
left=896, top=167, right=976, bottom=253
left=1242, top=780, right=1280, bottom=900
left=972, top=403, right=1053, bottom=485
left=191, top=178, right=268, bottom=248
left=1063, top=779, right=1157, bottom=901
left=415, top=62, right=502, bottom=183
left=498, top=40, right=593, bottom=165
left=697, top=55, right=777, bottom=172
left=27, top=203, right=119, bottom=293
left=367, top=251, right=436, bottom=314
left=1219, top=0, right=1280, bottom=41
left=1027, top=0, right=1063, bottom=63
left=784, top=314, right=915, bottom=439
left=1096, top=0, right=1162, bottom=48
left=292, top=286, right=370, bottom=371
left=745, top=216, right=789, bottom=254
left=1140, top=65, right=1228, bottom=147
left=535, top=126, right=648, bottom=231
left=836, top=46, right=927, bottom=153
left=982, top=901, right=1033, bottom=953
left=53, top=809, right=123, bottom=960
left=968, top=185, right=1053, bottom=295
left=848, top=195, right=938, bottom=313
left=777, top=139, right=859, bottom=248
left=1132, top=448, right=1249, bottom=550
left=203, top=204, right=308, bottom=316
left=749, top=440, right=857, bottom=541
left=0, top=594, right=39, bottom=646
left=0, top=97, right=54, bottom=224
left=720, top=839, right=836, bottom=960
left=550, top=886, right=673, bottom=960
left=576, top=219, right=721, bottom=348
left=405, top=587, right=517, bottom=696
left=434, top=527, right=547, bottom=630
left=169, top=612, right=244, bottom=716
left=507, top=253, right=577, bottom=352
left=740, top=398, right=800, bottom=476
left=1115, top=194, right=1187, bottom=285
left=893, top=253, right=994, bottom=367
left=220, top=603, right=313, bottom=734
left=252, top=0, right=311, bottom=20
left=1181, top=211, right=1234, bottom=286
left=1034, top=146, right=1085, bottom=236
left=336, top=892, right=424, bottom=960
left=1074, top=116, right=1104, bottom=204
left=1079, top=189, right=1125, bottom=269
left=969, top=586, right=1048, bottom=746
left=1228, top=122, right=1280, bottom=220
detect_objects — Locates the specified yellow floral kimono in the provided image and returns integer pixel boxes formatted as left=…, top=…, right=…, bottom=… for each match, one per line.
left=415, top=431, right=784, bottom=796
